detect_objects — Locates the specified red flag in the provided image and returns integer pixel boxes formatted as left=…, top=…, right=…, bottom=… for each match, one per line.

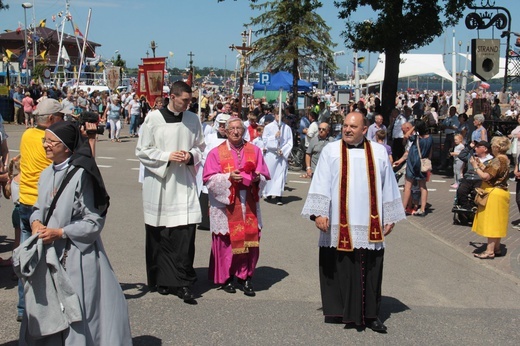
left=186, top=67, right=193, bottom=87
left=74, top=24, right=83, bottom=37
left=141, top=57, right=166, bottom=104
left=16, top=22, right=22, bottom=34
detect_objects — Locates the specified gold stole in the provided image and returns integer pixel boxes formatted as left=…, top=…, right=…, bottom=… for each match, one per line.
left=338, top=139, right=384, bottom=251
left=217, top=142, right=260, bottom=254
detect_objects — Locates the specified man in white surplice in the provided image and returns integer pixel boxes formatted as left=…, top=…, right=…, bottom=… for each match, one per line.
left=262, top=111, right=293, bottom=205
left=301, top=112, right=405, bottom=332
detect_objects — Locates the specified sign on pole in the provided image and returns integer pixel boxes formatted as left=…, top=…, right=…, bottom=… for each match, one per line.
left=259, top=72, right=271, bottom=85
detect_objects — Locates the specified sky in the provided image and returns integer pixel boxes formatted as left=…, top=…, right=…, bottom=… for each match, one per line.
left=1, top=0, right=519, bottom=77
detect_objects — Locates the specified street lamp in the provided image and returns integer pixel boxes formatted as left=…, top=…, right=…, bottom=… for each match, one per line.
left=22, top=2, right=33, bottom=79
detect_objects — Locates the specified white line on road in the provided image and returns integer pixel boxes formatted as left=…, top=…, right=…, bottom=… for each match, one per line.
left=431, top=180, right=447, bottom=183
left=131, top=168, right=140, bottom=170
left=97, top=165, right=112, bottom=168
left=287, top=172, right=302, bottom=175
left=127, top=159, right=140, bottom=162
left=289, top=180, right=309, bottom=184
left=97, top=156, right=116, bottom=160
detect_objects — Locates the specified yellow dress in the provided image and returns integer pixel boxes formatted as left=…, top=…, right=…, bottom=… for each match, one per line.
left=472, top=156, right=510, bottom=238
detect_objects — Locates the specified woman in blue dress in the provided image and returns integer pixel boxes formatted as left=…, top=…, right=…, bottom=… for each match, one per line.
left=402, top=120, right=433, bottom=216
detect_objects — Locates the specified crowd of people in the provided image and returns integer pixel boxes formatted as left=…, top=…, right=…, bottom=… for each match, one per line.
left=1, top=79, right=520, bottom=339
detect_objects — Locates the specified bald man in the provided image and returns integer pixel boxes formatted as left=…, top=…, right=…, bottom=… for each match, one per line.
left=302, top=112, right=405, bottom=332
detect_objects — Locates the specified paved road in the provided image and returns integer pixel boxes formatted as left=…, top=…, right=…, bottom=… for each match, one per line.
left=1, top=124, right=519, bottom=345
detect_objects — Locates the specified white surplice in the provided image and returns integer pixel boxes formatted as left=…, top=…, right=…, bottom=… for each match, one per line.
left=262, top=121, right=293, bottom=197
left=301, top=141, right=406, bottom=249
left=136, top=109, right=205, bottom=227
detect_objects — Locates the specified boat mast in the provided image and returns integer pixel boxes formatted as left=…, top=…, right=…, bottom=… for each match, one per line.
left=74, top=7, right=92, bottom=90
left=54, top=0, right=70, bottom=77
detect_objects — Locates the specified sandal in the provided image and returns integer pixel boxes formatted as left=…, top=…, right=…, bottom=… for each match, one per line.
left=413, top=210, right=425, bottom=216
left=474, top=252, right=495, bottom=259
left=494, top=251, right=502, bottom=257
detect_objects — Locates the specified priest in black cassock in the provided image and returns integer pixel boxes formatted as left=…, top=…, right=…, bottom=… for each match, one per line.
left=302, top=112, right=405, bottom=333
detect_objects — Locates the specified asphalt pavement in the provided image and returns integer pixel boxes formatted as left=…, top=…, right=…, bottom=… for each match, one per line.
left=1, top=124, right=519, bottom=345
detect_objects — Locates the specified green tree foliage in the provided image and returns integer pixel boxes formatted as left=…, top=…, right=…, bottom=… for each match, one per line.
left=113, top=54, right=126, bottom=69
left=248, top=0, right=336, bottom=109
left=32, top=63, right=47, bottom=82
left=334, top=0, right=474, bottom=121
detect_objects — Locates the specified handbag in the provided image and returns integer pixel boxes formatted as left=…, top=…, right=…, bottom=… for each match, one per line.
left=416, top=137, right=432, bottom=173
left=474, top=187, right=494, bottom=207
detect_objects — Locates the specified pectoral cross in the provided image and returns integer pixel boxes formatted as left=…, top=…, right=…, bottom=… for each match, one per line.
left=340, top=237, right=349, bottom=248
left=371, top=229, right=380, bottom=238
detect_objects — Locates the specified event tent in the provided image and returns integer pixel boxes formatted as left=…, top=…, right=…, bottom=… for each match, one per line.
left=365, top=53, right=454, bottom=84
left=253, top=71, right=312, bottom=92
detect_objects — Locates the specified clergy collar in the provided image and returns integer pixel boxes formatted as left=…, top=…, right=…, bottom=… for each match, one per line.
left=166, top=105, right=183, bottom=116
left=344, top=139, right=364, bottom=149
left=53, top=157, right=71, bottom=172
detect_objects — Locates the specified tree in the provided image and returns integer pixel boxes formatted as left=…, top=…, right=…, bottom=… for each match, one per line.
left=334, top=0, right=473, bottom=122
left=0, top=1, right=9, bottom=10
left=247, top=0, right=336, bottom=110
left=113, top=54, right=126, bottom=69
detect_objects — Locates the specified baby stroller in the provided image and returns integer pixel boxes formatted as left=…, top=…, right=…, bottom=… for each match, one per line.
left=452, top=184, right=477, bottom=226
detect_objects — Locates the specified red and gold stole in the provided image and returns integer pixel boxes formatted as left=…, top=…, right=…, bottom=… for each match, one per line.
left=338, top=139, right=384, bottom=251
left=217, top=141, right=260, bottom=254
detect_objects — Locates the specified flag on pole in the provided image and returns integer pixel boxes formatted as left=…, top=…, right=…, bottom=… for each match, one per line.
left=5, top=49, right=15, bottom=58
left=186, top=67, right=193, bottom=87
left=39, top=50, right=47, bottom=59
left=61, top=46, right=70, bottom=61
left=74, top=24, right=83, bottom=37
left=39, top=19, right=46, bottom=28
left=16, top=22, right=22, bottom=34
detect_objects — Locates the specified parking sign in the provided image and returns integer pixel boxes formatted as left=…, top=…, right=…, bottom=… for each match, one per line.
left=259, top=73, right=271, bottom=85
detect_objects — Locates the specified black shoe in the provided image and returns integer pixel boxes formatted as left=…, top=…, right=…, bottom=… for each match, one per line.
left=157, top=286, right=170, bottom=295
left=177, top=286, right=195, bottom=302
left=367, top=318, right=387, bottom=333
left=16, top=315, right=23, bottom=322
left=220, top=282, right=236, bottom=294
left=240, top=278, right=256, bottom=297
left=276, top=197, right=283, bottom=205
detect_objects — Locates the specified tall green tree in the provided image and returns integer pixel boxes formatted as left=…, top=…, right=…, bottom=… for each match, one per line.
left=334, top=0, right=474, bottom=122
left=247, top=0, right=336, bottom=109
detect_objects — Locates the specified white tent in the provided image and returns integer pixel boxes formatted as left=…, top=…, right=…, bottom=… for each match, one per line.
left=365, top=53, right=454, bottom=84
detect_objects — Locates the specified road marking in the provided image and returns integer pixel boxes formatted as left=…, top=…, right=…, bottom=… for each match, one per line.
left=428, top=189, right=437, bottom=192
left=131, top=168, right=140, bottom=171
left=127, top=159, right=140, bottom=162
left=289, top=180, right=309, bottom=184
left=97, top=156, right=116, bottom=160
left=97, top=165, right=112, bottom=168
left=288, top=172, right=302, bottom=175
left=431, top=180, right=447, bottom=183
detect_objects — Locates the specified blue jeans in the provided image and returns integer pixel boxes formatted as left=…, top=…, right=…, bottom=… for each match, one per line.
left=17, top=203, right=35, bottom=317
left=130, top=114, right=139, bottom=135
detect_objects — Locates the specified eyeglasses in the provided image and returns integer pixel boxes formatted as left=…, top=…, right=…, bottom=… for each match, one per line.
left=318, top=128, right=328, bottom=131
left=42, top=138, right=62, bottom=147
left=227, top=127, right=243, bottom=132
